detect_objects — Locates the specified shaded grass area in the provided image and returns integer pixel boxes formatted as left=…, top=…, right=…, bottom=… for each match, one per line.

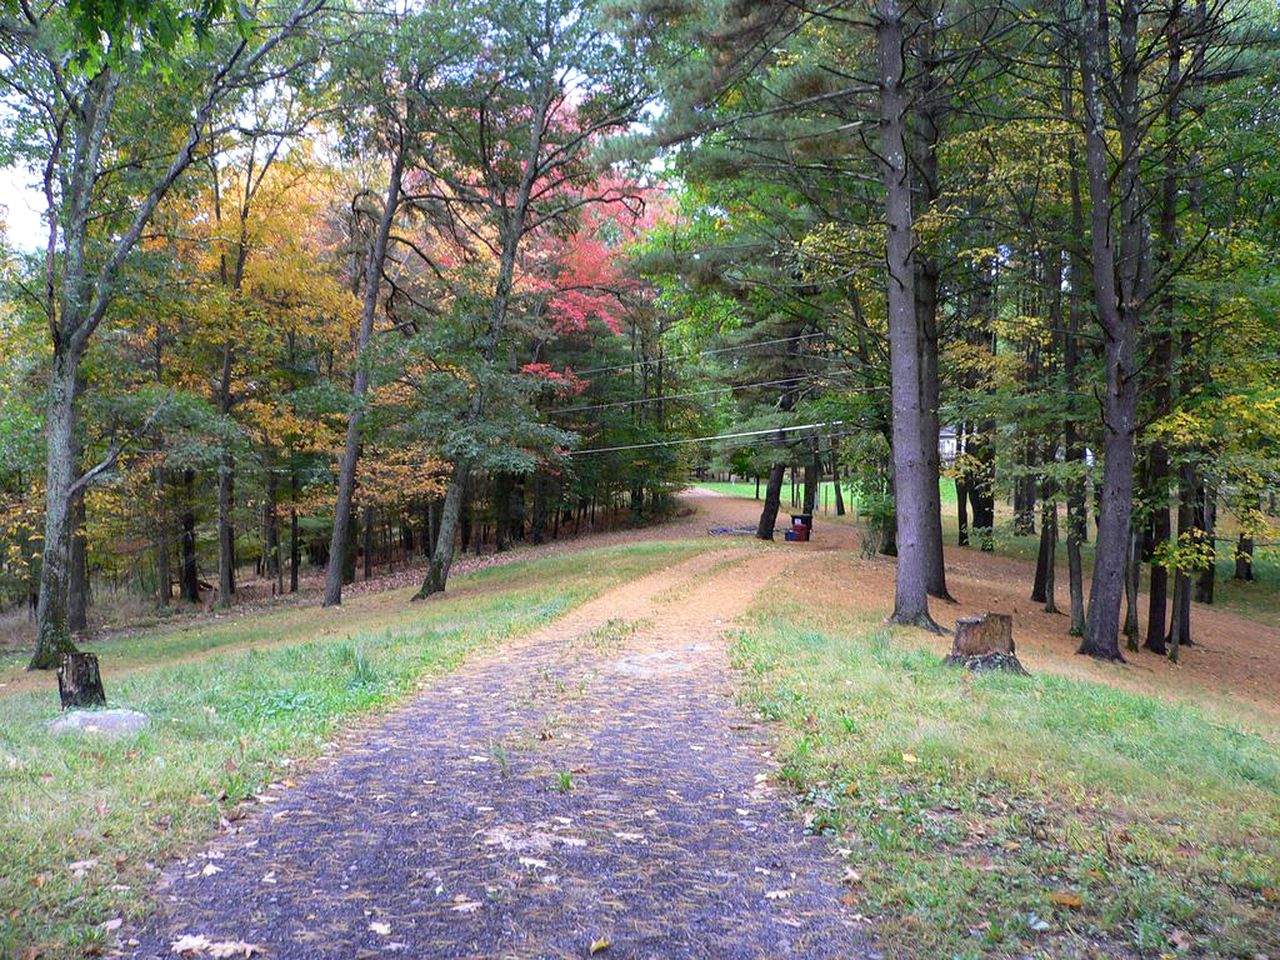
left=0, top=540, right=706, bottom=959
left=731, top=594, right=1280, bottom=959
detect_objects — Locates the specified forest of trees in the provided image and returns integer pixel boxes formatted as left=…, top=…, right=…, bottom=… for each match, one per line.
left=1, top=0, right=1277, bottom=669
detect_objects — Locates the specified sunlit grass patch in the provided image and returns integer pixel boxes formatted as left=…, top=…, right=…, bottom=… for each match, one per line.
left=731, top=597, right=1280, bottom=959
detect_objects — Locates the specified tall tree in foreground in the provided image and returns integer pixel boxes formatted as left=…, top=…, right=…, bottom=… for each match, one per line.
left=878, top=0, right=940, bottom=631
left=1075, top=0, right=1147, bottom=660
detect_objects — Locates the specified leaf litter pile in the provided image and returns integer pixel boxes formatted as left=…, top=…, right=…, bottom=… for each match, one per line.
left=127, top=549, right=872, bottom=959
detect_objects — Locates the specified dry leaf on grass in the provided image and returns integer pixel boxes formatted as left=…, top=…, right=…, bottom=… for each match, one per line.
left=1048, top=890, right=1083, bottom=910
left=369, top=922, right=391, bottom=936
left=170, top=934, right=211, bottom=955
left=589, top=936, right=612, bottom=954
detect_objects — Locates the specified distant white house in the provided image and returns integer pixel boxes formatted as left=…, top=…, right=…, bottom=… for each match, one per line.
left=938, top=425, right=958, bottom=465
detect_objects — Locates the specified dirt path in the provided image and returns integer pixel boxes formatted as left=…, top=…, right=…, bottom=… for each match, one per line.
left=128, top=545, right=871, bottom=960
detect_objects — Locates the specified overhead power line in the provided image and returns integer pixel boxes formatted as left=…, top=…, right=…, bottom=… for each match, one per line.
left=568, top=332, right=830, bottom=377
left=550, top=372, right=883, bottom=416
left=564, top=420, right=846, bottom=456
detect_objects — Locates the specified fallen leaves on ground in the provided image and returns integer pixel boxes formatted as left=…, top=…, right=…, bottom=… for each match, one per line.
left=589, top=936, right=612, bottom=954
left=171, top=935, right=261, bottom=957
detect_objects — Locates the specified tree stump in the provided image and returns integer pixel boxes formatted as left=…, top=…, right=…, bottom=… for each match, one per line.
left=944, top=613, right=1027, bottom=674
left=57, top=652, right=106, bottom=709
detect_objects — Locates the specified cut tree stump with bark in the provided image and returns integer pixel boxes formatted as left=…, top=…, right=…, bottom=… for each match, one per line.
left=58, top=652, right=106, bottom=709
left=944, top=613, right=1028, bottom=674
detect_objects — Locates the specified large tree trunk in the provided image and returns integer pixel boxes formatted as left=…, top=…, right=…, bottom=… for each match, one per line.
left=911, top=5, right=951, bottom=602
left=69, top=488, right=89, bottom=634
left=757, top=461, right=786, bottom=540
left=1062, top=68, right=1089, bottom=639
left=1079, top=0, right=1144, bottom=661
left=324, top=148, right=405, bottom=607
left=878, top=0, right=938, bottom=632
left=31, top=351, right=82, bottom=669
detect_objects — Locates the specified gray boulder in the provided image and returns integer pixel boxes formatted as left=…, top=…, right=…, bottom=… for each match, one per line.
left=48, top=708, right=149, bottom=738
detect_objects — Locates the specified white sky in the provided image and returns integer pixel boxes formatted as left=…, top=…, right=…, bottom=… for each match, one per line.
left=0, top=164, right=46, bottom=252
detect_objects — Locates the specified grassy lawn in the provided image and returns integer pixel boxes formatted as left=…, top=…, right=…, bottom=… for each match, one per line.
left=0, top=540, right=707, bottom=959
left=694, top=478, right=957, bottom=514
left=731, top=586, right=1280, bottom=959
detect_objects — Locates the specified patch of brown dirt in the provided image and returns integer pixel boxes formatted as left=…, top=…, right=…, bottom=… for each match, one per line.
left=684, top=490, right=1280, bottom=733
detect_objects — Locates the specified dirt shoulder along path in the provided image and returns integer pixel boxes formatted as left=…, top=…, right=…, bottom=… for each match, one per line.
left=129, top=546, right=873, bottom=960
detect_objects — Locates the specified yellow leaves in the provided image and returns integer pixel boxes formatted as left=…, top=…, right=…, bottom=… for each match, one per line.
left=354, top=445, right=448, bottom=509
left=589, top=936, right=612, bottom=954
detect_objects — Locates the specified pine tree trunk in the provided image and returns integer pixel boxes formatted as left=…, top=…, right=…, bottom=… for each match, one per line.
left=878, top=0, right=938, bottom=631
left=757, top=461, right=785, bottom=541
left=1079, top=0, right=1144, bottom=661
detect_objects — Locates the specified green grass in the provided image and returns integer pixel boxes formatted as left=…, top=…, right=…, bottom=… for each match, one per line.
left=731, top=595, right=1280, bottom=959
left=693, top=478, right=957, bottom=515
left=0, top=539, right=707, bottom=960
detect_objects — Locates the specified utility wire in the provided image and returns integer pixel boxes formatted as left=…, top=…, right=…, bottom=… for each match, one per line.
left=550, top=372, right=883, bottom=416
left=563, top=420, right=846, bottom=456
left=568, top=332, right=830, bottom=377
